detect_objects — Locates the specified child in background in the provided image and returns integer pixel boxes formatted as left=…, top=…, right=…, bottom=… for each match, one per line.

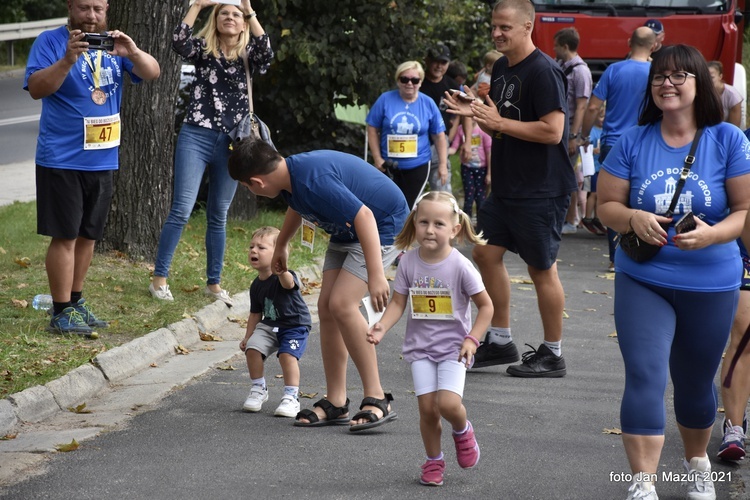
left=449, top=118, right=492, bottom=219
left=472, top=49, right=503, bottom=99
left=366, top=192, right=493, bottom=486
left=580, top=106, right=607, bottom=237
left=239, top=226, right=312, bottom=418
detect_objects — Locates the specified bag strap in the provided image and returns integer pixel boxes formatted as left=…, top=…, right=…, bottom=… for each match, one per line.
left=665, top=127, right=703, bottom=218
left=240, top=51, right=254, bottom=116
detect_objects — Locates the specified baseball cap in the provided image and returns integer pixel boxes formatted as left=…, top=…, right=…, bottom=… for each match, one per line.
left=427, top=45, right=451, bottom=63
left=644, top=19, right=664, bottom=35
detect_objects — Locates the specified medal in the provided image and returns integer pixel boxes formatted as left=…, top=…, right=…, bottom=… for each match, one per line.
left=91, top=88, right=107, bottom=105
left=83, top=50, right=106, bottom=105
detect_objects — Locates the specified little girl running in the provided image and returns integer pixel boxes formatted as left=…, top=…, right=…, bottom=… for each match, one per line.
left=366, top=191, right=492, bottom=486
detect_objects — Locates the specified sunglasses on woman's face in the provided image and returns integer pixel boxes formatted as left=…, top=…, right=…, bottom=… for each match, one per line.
left=399, top=77, right=421, bottom=85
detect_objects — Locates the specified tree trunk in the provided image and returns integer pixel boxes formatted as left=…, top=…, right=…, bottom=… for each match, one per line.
left=99, top=1, right=184, bottom=261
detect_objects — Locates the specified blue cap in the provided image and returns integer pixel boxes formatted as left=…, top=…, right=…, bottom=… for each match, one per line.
left=644, top=19, right=664, bottom=35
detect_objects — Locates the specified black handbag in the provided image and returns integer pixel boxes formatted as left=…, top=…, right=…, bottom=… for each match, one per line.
left=228, top=51, right=275, bottom=150
left=617, top=128, right=703, bottom=263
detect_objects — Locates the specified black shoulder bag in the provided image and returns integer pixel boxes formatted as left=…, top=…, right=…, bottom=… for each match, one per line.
left=617, top=128, right=703, bottom=263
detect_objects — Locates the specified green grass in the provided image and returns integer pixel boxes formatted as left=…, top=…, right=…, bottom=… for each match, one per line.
left=0, top=202, right=327, bottom=399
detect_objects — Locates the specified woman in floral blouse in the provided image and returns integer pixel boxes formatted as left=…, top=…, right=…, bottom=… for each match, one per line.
left=150, top=0, right=273, bottom=305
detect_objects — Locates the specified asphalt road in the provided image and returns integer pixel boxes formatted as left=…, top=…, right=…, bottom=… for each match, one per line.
left=1, top=233, right=747, bottom=500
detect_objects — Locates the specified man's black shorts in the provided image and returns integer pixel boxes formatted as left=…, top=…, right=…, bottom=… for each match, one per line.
left=476, top=194, right=570, bottom=270
left=36, top=165, right=113, bottom=240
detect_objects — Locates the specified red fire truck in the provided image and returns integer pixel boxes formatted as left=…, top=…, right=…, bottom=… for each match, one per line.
left=530, top=0, right=747, bottom=126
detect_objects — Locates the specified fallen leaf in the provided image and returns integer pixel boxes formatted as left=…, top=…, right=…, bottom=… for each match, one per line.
left=1, top=433, right=18, bottom=440
left=299, top=392, right=318, bottom=399
left=149, top=363, right=158, bottom=368
left=583, top=290, right=598, bottom=294
left=236, top=263, right=251, bottom=271
left=16, top=283, right=28, bottom=289
left=718, top=407, right=725, bottom=413
left=14, top=257, right=31, bottom=268
left=216, top=364, right=236, bottom=371
left=603, top=428, right=622, bottom=435
left=67, top=403, right=92, bottom=414
left=0, top=247, right=6, bottom=254
left=175, top=345, right=190, bottom=355
left=562, top=311, right=569, bottom=319
left=199, top=332, right=223, bottom=342
left=274, top=374, right=283, bottom=378
left=182, top=285, right=200, bottom=293
left=202, top=345, right=215, bottom=351
left=113, top=286, right=124, bottom=292
left=517, top=286, right=533, bottom=291
left=55, top=439, right=79, bottom=452
left=11, top=299, right=28, bottom=308
left=509, top=276, right=533, bottom=284
left=584, top=308, right=597, bottom=312
left=182, top=312, right=192, bottom=319
left=608, top=332, right=617, bottom=338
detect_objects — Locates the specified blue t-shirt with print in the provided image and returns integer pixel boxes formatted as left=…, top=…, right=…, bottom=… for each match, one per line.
left=24, top=26, right=140, bottom=171
left=366, top=90, right=445, bottom=170
left=283, top=150, right=409, bottom=245
left=603, top=122, right=750, bottom=291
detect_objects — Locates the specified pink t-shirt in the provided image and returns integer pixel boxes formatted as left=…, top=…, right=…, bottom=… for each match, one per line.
left=450, top=124, right=492, bottom=168
left=394, top=248, right=485, bottom=363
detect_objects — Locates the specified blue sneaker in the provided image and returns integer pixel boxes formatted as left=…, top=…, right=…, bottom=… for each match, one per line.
left=48, top=307, right=93, bottom=336
left=74, top=298, right=108, bottom=328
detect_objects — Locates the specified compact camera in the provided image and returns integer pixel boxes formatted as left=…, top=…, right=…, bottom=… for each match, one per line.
left=84, top=33, right=115, bottom=51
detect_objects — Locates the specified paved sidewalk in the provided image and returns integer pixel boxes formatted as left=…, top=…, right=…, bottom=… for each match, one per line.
left=0, top=160, right=35, bottom=207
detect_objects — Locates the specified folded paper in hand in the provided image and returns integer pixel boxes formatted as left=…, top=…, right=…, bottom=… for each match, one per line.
left=361, top=296, right=384, bottom=328
left=580, top=145, right=595, bottom=177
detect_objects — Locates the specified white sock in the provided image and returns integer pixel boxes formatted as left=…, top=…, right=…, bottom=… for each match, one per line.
left=453, top=422, right=470, bottom=435
left=427, top=452, right=444, bottom=461
left=251, top=377, right=266, bottom=389
left=486, top=327, right=512, bottom=345
left=543, top=340, right=561, bottom=357
left=284, top=386, right=299, bottom=399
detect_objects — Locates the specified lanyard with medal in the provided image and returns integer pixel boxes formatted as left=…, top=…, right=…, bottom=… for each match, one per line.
left=83, top=50, right=107, bottom=105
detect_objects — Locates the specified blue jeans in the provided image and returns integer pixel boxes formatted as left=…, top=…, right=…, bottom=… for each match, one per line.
left=154, top=124, right=238, bottom=285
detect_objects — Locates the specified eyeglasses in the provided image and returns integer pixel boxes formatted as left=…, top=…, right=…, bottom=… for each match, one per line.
left=399, top=77, right=421, bottom=85
left=651, top=72, right=696, bottom=87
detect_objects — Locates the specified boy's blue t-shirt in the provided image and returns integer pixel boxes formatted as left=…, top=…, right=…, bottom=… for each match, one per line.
left=589, top=125, right=603, bottom=172
left=603, top=121, right=750, bottom=291
left=283, top=150, right=409, bottom=245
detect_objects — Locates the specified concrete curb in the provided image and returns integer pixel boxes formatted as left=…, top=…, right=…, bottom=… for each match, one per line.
left=0, top=261, right=322, bottom=437
left=0, top=295, right=248, bottom=437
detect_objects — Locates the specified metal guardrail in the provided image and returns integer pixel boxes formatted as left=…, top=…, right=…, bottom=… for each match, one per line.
left=0, top=18, right=66, bottom=66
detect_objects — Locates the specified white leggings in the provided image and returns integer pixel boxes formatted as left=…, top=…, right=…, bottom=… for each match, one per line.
left=411, top=358, right=466, bottom=397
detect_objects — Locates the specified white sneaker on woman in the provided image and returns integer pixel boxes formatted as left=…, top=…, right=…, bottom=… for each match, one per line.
left=684, top=456, right=716, bottom=500
left=204, top=286, right=233, bottom=306
left=149, top=282, right=174, bottom=301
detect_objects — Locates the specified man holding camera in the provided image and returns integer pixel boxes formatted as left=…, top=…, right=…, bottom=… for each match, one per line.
left=24, top=0, right=159, bottom=335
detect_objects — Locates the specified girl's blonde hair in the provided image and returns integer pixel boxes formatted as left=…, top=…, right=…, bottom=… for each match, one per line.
left=394, top=61, right=425, bottom=83
left=197, top=4, right=251, bottom=61
left=394, top=192, right=487, bottom=250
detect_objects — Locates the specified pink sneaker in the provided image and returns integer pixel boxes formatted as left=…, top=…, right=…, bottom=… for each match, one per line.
left=419, top=459, right=445, bottom=486
left=453, top=421, right=480, bottom=469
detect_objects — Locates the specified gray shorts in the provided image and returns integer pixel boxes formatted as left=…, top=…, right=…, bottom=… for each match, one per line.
left=323, top=241, right=400, bottom=282
left=244, top=323, right=309, bottom=360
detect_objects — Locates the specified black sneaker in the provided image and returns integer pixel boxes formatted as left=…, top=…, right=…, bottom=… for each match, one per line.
left=506, top=344, right=566, bottom=378
left=472, top=340, right=520, bottom=368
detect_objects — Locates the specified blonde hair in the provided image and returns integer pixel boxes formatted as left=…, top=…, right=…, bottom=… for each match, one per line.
left=483, top=49, right=503, bottom=67
left=394, top=61, right=425, bottom=83
left=196, top=4, right=250, bottom=61
left=251, top=226, right=280, bottom=243
left=394, top=192, right=487, bottom=250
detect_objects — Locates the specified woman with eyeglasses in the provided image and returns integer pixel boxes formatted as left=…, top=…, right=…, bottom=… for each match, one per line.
left=597, top=45, right=750, bottom=500
left=366, top=61, right=447, bottom=209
